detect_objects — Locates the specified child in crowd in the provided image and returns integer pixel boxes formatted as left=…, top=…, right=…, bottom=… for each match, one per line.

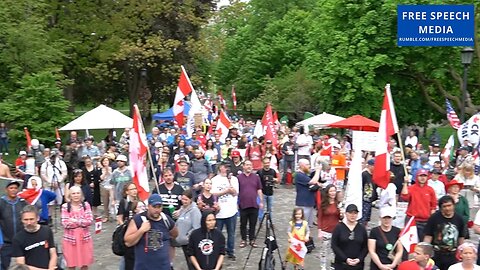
left=285, top=207, right=310, bottom=270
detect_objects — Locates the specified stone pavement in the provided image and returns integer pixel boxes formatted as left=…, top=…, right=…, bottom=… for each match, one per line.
left=50, top=185, right=479, bottom=270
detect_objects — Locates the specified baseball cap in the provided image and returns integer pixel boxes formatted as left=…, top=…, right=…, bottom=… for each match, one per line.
left=432, top=143, right=440, bottom=147
left=6, top=180, right=21, bottom=188
left=380, top=207, right=396, bottom=218
left=345, top=204, right=359, bottom=213
left=459, top=146, right=469, bottom=151
left=178, top=158, right=189, bottom=164
left=19, top=151, right=27, bottom=156
left=367, top=159, right=375, bottom=166
left=416, top=169, right=429, bottom=176
left=431, top=169, right=442, bottom=175
left=231, top=150, right=241, bottom=158
left=266, top=140, right=272, bottom=144
left=148, top=194, right=163, bottom=206
left=116, top=154, right=128, bottom=162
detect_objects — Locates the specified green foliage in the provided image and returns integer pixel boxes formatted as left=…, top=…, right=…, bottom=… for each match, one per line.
left=0, top=72, right=74, bottom=146
left=200, top=0, right=480, bottom=125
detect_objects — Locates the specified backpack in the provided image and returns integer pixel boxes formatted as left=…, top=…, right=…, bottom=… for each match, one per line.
left=111, top=211, right=171, bottom=256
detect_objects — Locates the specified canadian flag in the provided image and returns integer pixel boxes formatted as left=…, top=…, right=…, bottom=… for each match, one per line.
left=289, top=236, right=308, bottom=260
left=399, top=216, right=418, bottom=253
left=216, top=110, right=231, bottom=143
left=231, top=85, right=237, bottom=111
left=373, top=84, right=399, bottom=189
left=173, top=66, right=194, bottom=128
left=261, top=104, right=278, bottom=146
left=129, top=105, right=150, bottom=201
left=95, top=217, right=102, bottom=234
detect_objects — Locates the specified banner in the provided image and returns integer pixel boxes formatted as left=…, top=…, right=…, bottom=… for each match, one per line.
left=457, top=113, right=480, bottom=147
left=352, top=131, right=378, bottom=152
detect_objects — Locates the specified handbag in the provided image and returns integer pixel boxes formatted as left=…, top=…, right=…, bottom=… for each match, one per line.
left=305, top=237, right=316, bottom=253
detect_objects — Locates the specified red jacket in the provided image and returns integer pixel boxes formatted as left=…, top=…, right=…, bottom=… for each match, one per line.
left=400, top=183, right=437, bottom=222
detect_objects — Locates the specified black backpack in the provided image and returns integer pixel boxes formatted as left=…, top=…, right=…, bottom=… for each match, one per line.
left=111, top=211, right=171, bottom=256
left=112, top=220, right=129, bottom=256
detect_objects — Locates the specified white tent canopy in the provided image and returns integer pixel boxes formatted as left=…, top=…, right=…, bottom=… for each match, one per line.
left=60, top=105, right=133, bottom=131
left=295, top=112, right=345, bottom=129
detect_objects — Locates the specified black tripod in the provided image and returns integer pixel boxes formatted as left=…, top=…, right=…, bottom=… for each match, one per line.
left=242, top=201, right=285, bottom=270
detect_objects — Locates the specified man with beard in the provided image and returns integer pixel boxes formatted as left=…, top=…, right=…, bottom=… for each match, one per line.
left=295, top=159, right=320, bottom=227
left=125, top=194, right=178, bottom=270
left=0, top=180, right=27, bottom=270
left=12, top=205, right=57, bottom=270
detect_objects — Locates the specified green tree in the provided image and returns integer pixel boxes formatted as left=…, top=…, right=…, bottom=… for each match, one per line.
left=0, top=71, right=74, bottom=147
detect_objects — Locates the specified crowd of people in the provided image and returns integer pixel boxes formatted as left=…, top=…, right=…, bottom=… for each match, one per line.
left=0, top=119, right=479, bottom=270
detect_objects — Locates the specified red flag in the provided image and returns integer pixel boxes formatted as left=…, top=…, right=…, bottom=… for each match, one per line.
left=216, top=110, right=231, bottom=142
left=231, top=85, right=237, bottom=111
left=399, top=216, right=418, bottom=253
left=55, top=127, right=61, bottom=140
left=129, top=105, right=150, bottom=201
left=24, top=127, right=32, bottom=149
left=217, top=91, right=227, bottom=110
left=373, top=84, right=399, bottom=189
left=173, top=66, right=194, bottom=128
left=18, top=188, right=42, bottom=205
left=261, top=104, right=278, bottom=146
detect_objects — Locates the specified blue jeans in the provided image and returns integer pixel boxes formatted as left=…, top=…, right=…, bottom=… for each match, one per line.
left=0, top=138, right=8, bottom=154
left=264, top=195, right=274, bottom=218
left=1, top=244, right=12, bottom=270
left=216, top=214, right=237, bottom=256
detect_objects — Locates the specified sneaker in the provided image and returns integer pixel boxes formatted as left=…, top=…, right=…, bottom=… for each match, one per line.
left=227, top=254, right=236, bottom=261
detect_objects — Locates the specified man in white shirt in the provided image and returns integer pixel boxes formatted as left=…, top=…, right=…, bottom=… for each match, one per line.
left=296, top=126, right=313, bottom=162
left=427, top=169, right=446, bottom=200
left=211, top=161, right=239, bottom=260
left=40, top=151, right=67, bottom=217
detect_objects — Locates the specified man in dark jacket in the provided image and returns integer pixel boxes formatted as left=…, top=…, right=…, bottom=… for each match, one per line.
left=187, top=211, right=226, bottom=270
left=0, top=180, right=27, bottom=270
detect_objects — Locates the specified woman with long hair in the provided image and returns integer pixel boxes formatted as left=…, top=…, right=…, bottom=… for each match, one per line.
left=82, top=156, right=101, bottom=217
left=61, top=186, right=94, bottom=270
left=99, top=156, right=114, bottom=222
left=317, top=184, right=341, bottom=267
left=204, top=139, right=218, bottom=173
left=116, top=182, right=146, bottom=270
left=65, top=169, right=92, bottom=205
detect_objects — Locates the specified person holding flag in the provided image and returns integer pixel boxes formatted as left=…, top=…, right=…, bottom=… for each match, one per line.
left=400, top=169, right=437, bottom=241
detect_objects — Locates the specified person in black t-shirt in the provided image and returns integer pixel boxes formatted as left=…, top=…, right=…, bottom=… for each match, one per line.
left=257, top=157, right=278, bottom=217
left=368, top=208, right=403, bottom=270
left=174, top=159, right=195, bottom=190
left=12, top=205, right=57, bottom=270
left=154, top=168, right=184, bottom=219
left=424, top=195, right=466, bottom=270
left=360, top=159, right=377, bottom=226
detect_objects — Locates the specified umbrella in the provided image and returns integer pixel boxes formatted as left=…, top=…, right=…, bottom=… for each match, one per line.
left=328, top=115, right=379, bottom=131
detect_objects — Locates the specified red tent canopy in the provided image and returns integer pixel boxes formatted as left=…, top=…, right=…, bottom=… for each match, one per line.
left=328, top=115, right=379, bottom=131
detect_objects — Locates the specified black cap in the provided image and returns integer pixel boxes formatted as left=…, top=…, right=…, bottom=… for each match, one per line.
left=6, top=180, right=21, bottom=188
left=431, top=169, right=442, bottom=175
left=345, top=204, right=359, bottom=213
left=459, top=146, right=469, bottom=151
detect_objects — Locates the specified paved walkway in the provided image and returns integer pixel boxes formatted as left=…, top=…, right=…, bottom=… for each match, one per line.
left=51, top=185, right=479, bottom=270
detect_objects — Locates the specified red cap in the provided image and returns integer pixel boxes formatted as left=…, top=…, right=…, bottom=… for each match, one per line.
left=416, top=169, right=429, bottom=177
left=231, top=150, right=241, bottom=157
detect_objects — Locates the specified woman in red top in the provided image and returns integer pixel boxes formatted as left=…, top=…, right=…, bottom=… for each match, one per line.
left=317, top=184, right=341, bottom=265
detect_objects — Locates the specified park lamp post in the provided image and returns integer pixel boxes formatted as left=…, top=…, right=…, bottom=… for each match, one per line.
left=460, top=47, right=474, bottom=123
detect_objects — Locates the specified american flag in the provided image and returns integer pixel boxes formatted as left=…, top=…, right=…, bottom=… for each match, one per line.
left=446, top=99, right=461, bottom=129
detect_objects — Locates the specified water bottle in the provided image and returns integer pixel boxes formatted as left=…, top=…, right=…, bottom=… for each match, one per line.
left=168, top=204, right=175, bottom=215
